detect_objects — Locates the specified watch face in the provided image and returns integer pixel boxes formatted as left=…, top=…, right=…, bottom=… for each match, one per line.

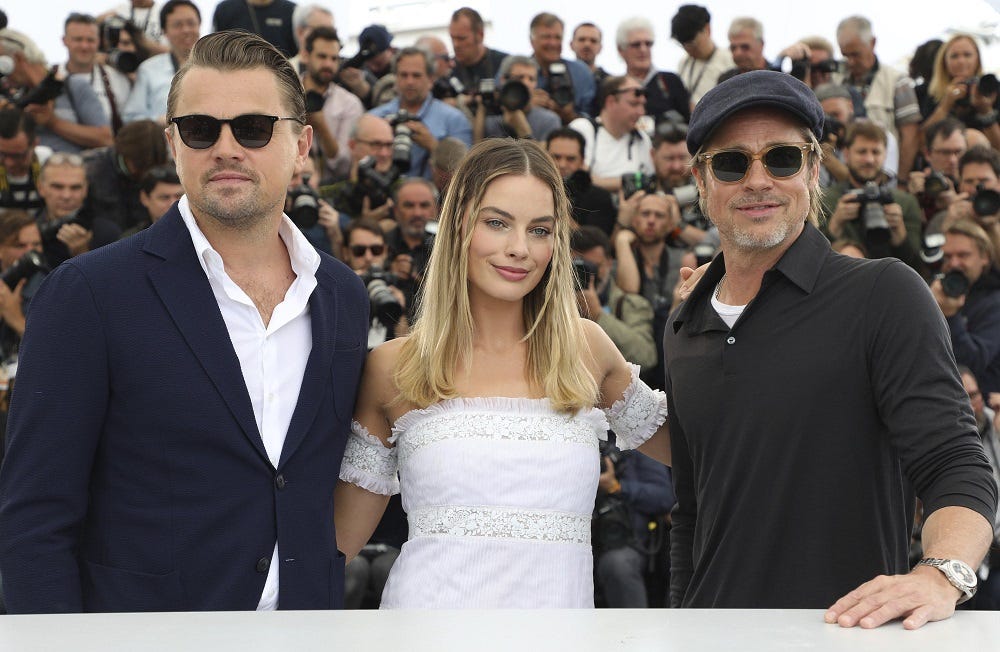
left=946, top=560, right=977, bottom=587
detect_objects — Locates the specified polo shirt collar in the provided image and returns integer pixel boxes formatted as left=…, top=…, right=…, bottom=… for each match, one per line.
left=672, top=222, right=830, bottom=334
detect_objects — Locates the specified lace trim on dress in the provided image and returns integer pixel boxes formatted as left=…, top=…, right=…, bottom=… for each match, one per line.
left=388, top=397, right=608, bottom=463
left=604, top=363, right=669, bottom=451
left=338, top=421, right=400, bottom=496
left=408, top=505, right=591, bottom=545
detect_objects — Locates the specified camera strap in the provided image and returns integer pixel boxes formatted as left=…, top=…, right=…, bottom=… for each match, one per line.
left=128, top=6, right=152, bottom=35
left=97, top=65, right=124, bottom=134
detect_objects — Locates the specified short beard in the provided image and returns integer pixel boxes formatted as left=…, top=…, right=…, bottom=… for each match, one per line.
left=194, top=166, right=279, bottom=231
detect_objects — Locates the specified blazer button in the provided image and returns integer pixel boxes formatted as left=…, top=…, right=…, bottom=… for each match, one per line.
left=256, top=557, right=270, bottom=573
left=275, top=474, right=286, bottom=489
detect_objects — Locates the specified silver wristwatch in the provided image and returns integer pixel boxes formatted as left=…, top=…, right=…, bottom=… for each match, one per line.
left=915, top=558, right=978, bottom=604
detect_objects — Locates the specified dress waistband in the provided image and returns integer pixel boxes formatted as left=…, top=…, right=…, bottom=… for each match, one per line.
left=408, top=505, right=591, bottom=545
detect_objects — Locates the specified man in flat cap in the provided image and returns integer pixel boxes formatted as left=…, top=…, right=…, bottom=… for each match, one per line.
left=665, top=70, right=997, bottom=628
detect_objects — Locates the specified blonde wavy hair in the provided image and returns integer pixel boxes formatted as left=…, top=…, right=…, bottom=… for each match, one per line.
left=928, top=34, right=983, bottom=104
left=394, top=139, right=598, bottom=413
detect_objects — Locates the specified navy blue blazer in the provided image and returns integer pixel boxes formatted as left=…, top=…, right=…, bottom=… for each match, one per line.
left=0, top=206, right=369, bottom=613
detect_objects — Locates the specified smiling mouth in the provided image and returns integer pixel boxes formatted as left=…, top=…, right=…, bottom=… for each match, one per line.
left=494, top=265, right=530, bottom=281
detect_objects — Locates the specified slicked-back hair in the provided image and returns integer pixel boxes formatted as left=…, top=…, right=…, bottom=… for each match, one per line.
left=166, top=31, right=305, bottom=126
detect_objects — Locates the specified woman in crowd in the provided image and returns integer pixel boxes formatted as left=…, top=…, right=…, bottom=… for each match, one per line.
left=333, top=138, right=670, bottom=608
left=921, top=33, right=1000, bottom=151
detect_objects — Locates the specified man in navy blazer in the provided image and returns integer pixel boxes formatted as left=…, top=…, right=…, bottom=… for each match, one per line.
left=0, top=32, right=369, bottom=613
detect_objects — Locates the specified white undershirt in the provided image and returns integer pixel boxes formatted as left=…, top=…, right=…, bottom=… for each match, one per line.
left=178, top=195, right=319, bottom=610
left=711, top=279, right=746, bottom=329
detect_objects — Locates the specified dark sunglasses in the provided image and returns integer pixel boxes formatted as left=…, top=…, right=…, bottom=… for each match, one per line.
left=697, top=143, right=815, bottom=183
left=350, top=244, right=385, bottom=257
left=170, top=114, right=304, bottom=149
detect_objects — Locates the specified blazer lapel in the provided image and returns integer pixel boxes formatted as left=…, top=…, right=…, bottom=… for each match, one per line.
left=278, top=266, right=337, bottom=468
left=144, top=209, right=270, bottom=465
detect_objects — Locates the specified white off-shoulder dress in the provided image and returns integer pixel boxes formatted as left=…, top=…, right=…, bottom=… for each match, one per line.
left=339, top=364, right=667, bottom=609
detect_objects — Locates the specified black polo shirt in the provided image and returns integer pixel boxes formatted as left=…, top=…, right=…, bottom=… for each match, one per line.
left=665, top=222, right=997, bottom=608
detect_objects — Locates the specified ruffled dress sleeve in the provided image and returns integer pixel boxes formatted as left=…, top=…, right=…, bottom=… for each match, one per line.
left=604, top=363, right=669, bottom=451
left=338, top=420, right=400, bottom=496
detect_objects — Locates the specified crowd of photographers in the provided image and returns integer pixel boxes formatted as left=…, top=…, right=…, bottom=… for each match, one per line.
left=0, top=0, right=998, bottom=610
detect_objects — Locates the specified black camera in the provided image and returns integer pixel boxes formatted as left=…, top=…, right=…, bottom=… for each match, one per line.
left=593, top=442, right=634, bottom=553
left=385, top=111, right=420, bottom=174
left=286, top=181, right=320, bottom=229
left=355, top=156, right=401, bottom=209
left=973, top=74, right=1000, bottom=97
left=572, top=257, right=598, bottom=289
left=924, top=171, right=951, bottom=197
left=957, top=74, right=999, bottom=107
left=478, top=78, right=530, bottom=116
left=821, top=114, right=845, bottom=145
left=38, top=206, right=94, bottom=242
left=359, top=265, right=403, bottom=327
left=15, top=71, right=64, bottom=109
left=563, top=169, right=592, bottom=199
left=547, top=62, right=574, bottom=107
left=621, top=172, right=656, bottom=199
left=342, top=37, right=378, bottom=71
left=781, top=57, right=811, bottom=82
left=972, top=183, right=1000, bottom=217
left=847, top=181, right=894, bottom=242
left=100, top=17, right=140, bottom=74
left=304, top=90, right=325, bottom=114
left=936, top=270, right=970, bottom=298
left=432, top=75, right=465, bottom=101
left=1, top=250, right=48, bottom=290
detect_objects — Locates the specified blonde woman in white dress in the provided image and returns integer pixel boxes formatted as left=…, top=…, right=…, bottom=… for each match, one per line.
left=334, top=138, right=670, bottom=608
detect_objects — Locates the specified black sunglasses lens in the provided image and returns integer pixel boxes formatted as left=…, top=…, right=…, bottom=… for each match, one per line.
left=711, top=151, right=750, bottom=182
left=351, top=244, right=385, bottom=257
left=230, top=115, right=275, bottom=148
left=763, top=146, right=804, bottom=178
left=176, top=115, right=277, bottom=149
left=178, top=116, right=221, bottom=149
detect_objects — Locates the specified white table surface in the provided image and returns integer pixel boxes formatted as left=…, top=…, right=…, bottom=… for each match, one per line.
left=1, top=608, right=997, bottom=651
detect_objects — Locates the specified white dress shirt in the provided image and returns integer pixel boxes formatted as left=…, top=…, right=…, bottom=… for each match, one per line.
left=178, top=195, right=320, bottom=610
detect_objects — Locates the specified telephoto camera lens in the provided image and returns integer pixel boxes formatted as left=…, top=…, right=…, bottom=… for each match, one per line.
left=1, top=251, right=48, bottom=290
left=938, top=270, right=971, bottom=298
left=972, top=187, right=1000, bottom=217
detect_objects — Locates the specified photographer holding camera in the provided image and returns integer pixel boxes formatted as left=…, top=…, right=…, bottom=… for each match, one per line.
left=593, top=438, right=674, bottom=608
left=569, top=76, right=653, bottom=194
left=343, top=218, right=408, bottom=350
left=649, top=125, right=717, bottom=247
left=60, top=13, right=132, bottom=135
left=546, top=128, right=616, bottom=235
left=473, top=55, right=559, bottom=143
left=823, top=121, right=924, bottom=271
left=932, top=220, right=1000, bottom=395
left=0, top=109, right=46, bottom=212
left=935, top=147, right=1000, bottom=256
left=909, top=119, right=967, bottom=223
left=369, top=47, right=472, bottom=180
left=35, top=152, right=121, bottom=267
left=571, top=226, right=656, bottom=369
left=529, top=13, right=595, bottom=123
left=0, top=209, right=45, bottom=352
left=0, top=28, right=112, bottom=155
left=300, top=27, right=363, bottom=183
left=319, top=114, right=400, bottom=223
